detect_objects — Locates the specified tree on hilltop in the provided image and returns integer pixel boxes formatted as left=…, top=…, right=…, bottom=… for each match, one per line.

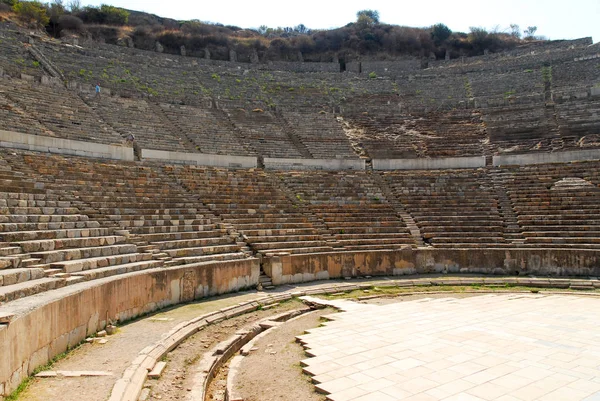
left=523, top=26, right=538, bottom=40
left=431, top=23, right=451, bottom=45
left=356, top=9, right=379, bottom=26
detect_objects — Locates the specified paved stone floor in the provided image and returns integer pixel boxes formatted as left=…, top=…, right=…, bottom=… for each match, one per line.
left=298, top=294, right=600, bottom=401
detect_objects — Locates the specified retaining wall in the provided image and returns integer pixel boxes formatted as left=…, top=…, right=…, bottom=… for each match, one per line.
left=141, top=149, right=257, bottom=168
left=259, top=62, right=339, bottom=73
left=264, top=157, right=365, bottom=171
left=263, top=248, right=600, bottom=286
left=493, top=149, right=600, bottom=166
left=0, top=258, right=259, bottom=396
left=373, top=156, right=486, bottom=170
left=0, top=130, right=133, bottom=161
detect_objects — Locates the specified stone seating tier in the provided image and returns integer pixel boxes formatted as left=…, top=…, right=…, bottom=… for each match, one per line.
left=6, top=151, right=244, bottom=272
left=553, top=59, right=600, bottom=89
left=160, top=103, right=256, bottom=156
left=556, top=99, right=600, bottom=139
left=278, top=171, right=414, bottom=249
left=494, top=163, right=600, bottom=247
left=281, top=111, right=357, bottom=159
left=4, top=146, right=600, bottom=303
left=167, top=165, right=332, bottom=255
left=83, top=95, right=195, bottom=153
left=0, top=24, right=44, bottom=78
left=343, top=104, right=485, bottom=158
left=470, top=70, right=544, bottom=98
left=382, top=169, right=506, bottom=246
left=0, top=79, right=123, bottom=145
left=225, top=108, right=305, bottom=158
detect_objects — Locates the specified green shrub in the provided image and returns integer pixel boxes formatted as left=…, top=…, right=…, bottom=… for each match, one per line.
left=368, top=71, right=377, bottom=79
left=13, top=1, right=49, bottom=25
left=78, top=4, right=128, bottom=25
left=541, top=66, right=552, bottom=83
left=58, top=14, right=84, bottom=31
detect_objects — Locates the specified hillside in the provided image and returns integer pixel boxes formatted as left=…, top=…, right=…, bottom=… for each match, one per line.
left=0, top=1, right=536, bottom=63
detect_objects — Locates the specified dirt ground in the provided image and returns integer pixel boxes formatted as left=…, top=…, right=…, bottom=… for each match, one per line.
left=16, top=291, right=267, bottom=401
left=361, top=292, right=486, bottom=305
left=144, top=299, right=308, bottom=401
left=231, top=309, right=333, bottom=401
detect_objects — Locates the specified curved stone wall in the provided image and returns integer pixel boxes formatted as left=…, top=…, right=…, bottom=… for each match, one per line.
left=263, top=248, right=600, bottom=285
left=0, top=258, right=259, bottom=397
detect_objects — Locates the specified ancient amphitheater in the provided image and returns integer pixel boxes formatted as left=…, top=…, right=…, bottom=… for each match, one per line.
left=1, top=19, right=600, bottom=401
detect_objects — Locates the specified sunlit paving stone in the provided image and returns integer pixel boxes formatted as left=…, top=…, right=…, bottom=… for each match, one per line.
left=298, top=295, right=600, bottom=401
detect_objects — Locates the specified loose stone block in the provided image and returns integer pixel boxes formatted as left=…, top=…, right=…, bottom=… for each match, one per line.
left=147, top=361, right=167, bottom=379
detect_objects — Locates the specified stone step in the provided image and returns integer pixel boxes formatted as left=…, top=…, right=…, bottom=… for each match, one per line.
left=164, top=244, right=241, bottom=258
left=422, top=226, right=504, bottom=233
left=0, top=256, right=24, bottom=269
left=339, top=244, right=413, bottom=251
left=0, top=246, right=23, bottom=256
left=0, top=198, right=71, bottom=208
left=0, top=214, right=91, bottom=224
left=430, top=237, right=507, bottom=243
left=320, top=215, right=400, bottom=222
left=231, top=218, right=314, bottom=225
left=0, top=268, right=46, bottom=287
left=0, top=228, right=110, bottom=242
left=151, top=236, right=233, bottom=251
left=174, top=252, right=248, bottom=265
left=335, top=238, right=415, bottom=246
left=50, top=252, right=152, bottom=273
left=416, top=218, right=503, bottom=225
left=65, top=276, right=86, bottom=286
left=410, top=211, right=499, bottom=217
left=4, top=206, right=80, bottom=215
left=96, top=214, right=210, bottom=223
left=13, top=235, right=126, bottom=253
left=43, top=268, right=64, bottom=277
left=252, top=240, right=333, bottom=251
left=0, top=277, right=65, bottom=304
left=128, top=224, right=214, bottom=234
left=0, top=220, right=100, bottom=232
left=523, top=229, right=600, bottom=236
left=31, top=243, right=137, bottom=264
left=136, top=230, right=223, bottom=243
left=246, top=234, right=324, bottom=243
left=525, top=237, right=600, bottom=244
left=326, top=226, right=409, bottom=235
left=20, top=257, right=42, bottom=267
left=70, top=260, right=164, bottom=281
left=240, top=228, right=317, bottom=236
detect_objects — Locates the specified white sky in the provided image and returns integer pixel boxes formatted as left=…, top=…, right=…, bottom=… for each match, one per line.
left=80, top=0, right=599, bottom=43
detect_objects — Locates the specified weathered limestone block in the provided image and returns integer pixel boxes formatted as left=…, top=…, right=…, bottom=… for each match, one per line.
left=155, top=42, right=164, bottom=53
left=117, top=36, right=134, bottom=48
left=27, top=346, right=49, bottom=375
left=229, top=49, right=237, bottom=62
